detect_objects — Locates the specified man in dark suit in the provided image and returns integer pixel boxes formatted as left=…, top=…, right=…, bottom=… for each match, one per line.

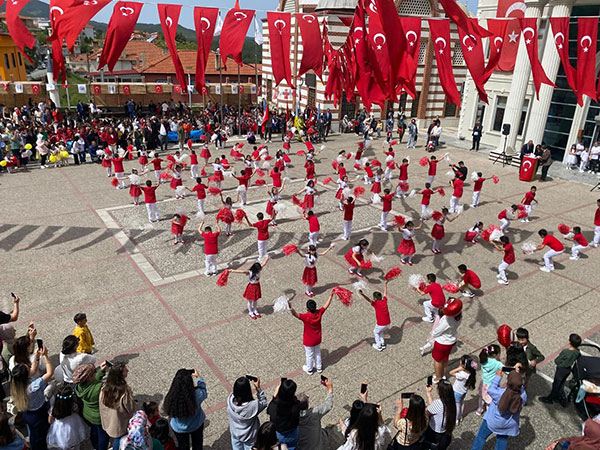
left=471, top=120, right=483, bottom=151
left=520, top=140, right=534, bottom=160
left=323, top=109, right=332, bottom=138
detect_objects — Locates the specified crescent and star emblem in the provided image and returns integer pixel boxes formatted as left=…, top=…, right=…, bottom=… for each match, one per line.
left=120, top=6, right=134, bottom=16
left=522, top=160, right=532, bottom=170
left=523, top=26, right=535, bottom=44
left=373, top=32, right=386, bottom=50
left=165, top=16, right=173, bottom=28
left=580, top=35, right=592, bottom=52
left=494, top=36, right=503, bottom=52
left=435, top=36, right=446, bottom=54
left=274, top=19, right=286, bottom=33
left=234, top=11, right=247, bottom=21
left=201, top=17, right=211, bottom=32
left=554, top=31, right=565, bottom=49
left=405, top=30, right=417, bottom=47
left=302, top=14, right=315, bottom=23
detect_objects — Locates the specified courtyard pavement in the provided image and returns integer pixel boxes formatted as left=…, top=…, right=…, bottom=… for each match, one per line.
left=1, top=131, right=599, bottom=449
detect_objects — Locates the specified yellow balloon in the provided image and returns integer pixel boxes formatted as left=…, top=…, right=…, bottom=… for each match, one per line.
left=49, top=155, right=57, bottom=163
left=24, top=143, right=32, bottom=150
left=0, top=160, right=6, bottom=167
left=60, top=151, right=69, bottom=158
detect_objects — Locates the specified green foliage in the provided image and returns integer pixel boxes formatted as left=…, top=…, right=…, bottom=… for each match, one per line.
left=59, top=72, right=90, bottom=108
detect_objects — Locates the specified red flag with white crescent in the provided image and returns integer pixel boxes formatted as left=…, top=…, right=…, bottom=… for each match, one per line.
left=98, top=2, right=143, bottom=72
left=219, top=8, right=254, bottom=69
left=6, top=0, right=35, bottom=63
left=49, top=0, right=69, bottom=83
left=267, top=12, right=294, bottom=88
left=519, top=18, right=555, bottom=99
left=158, top=4, right=187, bottom=93
left=483, top=19, right=509, bottom=83
left=367, top=10, right=392, bottom=97
left=549, top=18, right=576, bottom=97
left=194, top=7, right=218, bottom=94
left=428, top=19, right=461, bottom=107
left=458, top=19, right=488, bottom=103
left=261, top=103, right=269, bottom=127
left=496, top=0, right=524, bottom=71
left=295, top=13, right=323, bottom=80
left=398, top=17, right=421, bottom=98
left=576, top=17, right=597, bottom=105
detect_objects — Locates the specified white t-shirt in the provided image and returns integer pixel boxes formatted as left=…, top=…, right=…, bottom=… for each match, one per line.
left=590, top=145, right=600, bottom=160
left=453, top=370, right=470, bottom=395
left=55, top=352, right=96, bottom=383
left=337, top=425, right=390, bottom=450
left=427, top=399, right=447, bottom=433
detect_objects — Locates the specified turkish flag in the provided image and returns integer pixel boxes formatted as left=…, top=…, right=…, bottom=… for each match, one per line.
left=576, top=18, right=597, bottom=105
left=31, top=84, right=40, bottom=94
left=496, top=0, right=525, bottom=72
left=295, top=13, right=323, bottom=80
left=428, top=19, right=461, bottom=107
left=219, top=8, right=254, bottom=69
left=158, top=4, right=186, bottom=93
left=267, top=12, right=294, bottom=88
left=98, top=2, right=143, bottom=72
left=519, top=18, right=555, bottom=99
left=239, top=85, right=244, bottom=93
left=519, top=156, right=537, bottom=181
left=398, top=17, right=420, bottom=98
left=93, top=84, right=101, bottom=94
left=49, top=0, right=69, bottom=83
left=47, top=0, right=111, bottom=52
left=155, top=84, right=163, bottom=94
left=483, top=19, right=508, bottom=83
left=174, top=85, right=183, bottom=94
left=549, top=18, right=576, bottom=97
left=438, top=0, right=491, bottom=37
left=122, top=85, right=131, bottom=95
left=458, top=19, right=488, bottom=103
left=194, top=7, right=218, bottom=94
left=367, top=11, right=393, bottom=96
left=6, top=0, right=35, bottom=63
left=372, top=0, right=405, bottom=98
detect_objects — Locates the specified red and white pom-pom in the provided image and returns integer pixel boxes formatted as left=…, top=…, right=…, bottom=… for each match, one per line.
left=354, top=186, right=366, bottom=198
left=408, top=274, right=426, bottom=289
left=432, top=211, right=443, bottom=222
left=208, top=174, right=219, bottom=183
left=558, top=223, right=571, bottom=235
left=159, top=172, right=173, bottom=181
left=446, top=170, right=455, bottom=177
left=331, top=160, right=339, bottom=170
left=200, top=168, right=207, bottom=177
left=492, top=175, right=499, bottom=184
left=296, top=150, right=305, bottom=156
left=352, top=280, right=368, bottom=294
left=262, top=161, right=271, bottom=169
left=274, top=203, right=286, bottom=213
left=110, top=177, right=119, bottom=187
left=166, top=154, right=176, bottom=163
left=234, top=209, right=247, bottom=224
left=517, top=210, right=528, bottom=219
left=422, top=207, right=434, bottom=220
left=489, top=228, right=504, bottom=242
left=263, top=154, right=272, bottom=161
left=216, top=207, right=234, bottom=224
left=332, top=287, right=353, bottom=307
left=521, top=241, right=537, bottom=255
left=436, top=187, right=445, bottom=196
left=360, top=260, right=373, bottom=270
left=342, top=187, right=352, bottom=198
left=346, top=152, right=353, bottom=160
left=176, top=185, right=186, bottom=197
left=385, top=267, right=402, bottom=280
left=386, top=160, right=395, bottom=169
left=230, top=149, right=244, bottom=159
left=419, top=156, right=429, bottom=167
left=481, top=229, right=492, bottom=242
left=291, top=195, right=301, bottom=206
left=216, top=270, right=230, bottom=287
left=254, top=179, right=266, bottom=186
left=371, top=158, right=382, bottom=167
left=282, top=244, right=298, bottom=256
left=208, top=186, right=222, bottom=196
left=394, top=215, right=406, bottom=228
left=408, top=189, right=417, bottom=198
left=369, top=253, right=384, bottom=263
left=187, top=139, right=193, bottom=150
left=322, top=177, right=333, bottom=185
left=257, top=144, right=266, bottom=151
left=389, top=139, right=398, bottom=146
left=471, top=172, right=480, bottom=181
left=255, top=169, right=265, bottom=177
left=399, top=182, right=410, bottom=192
left=236, top=142, right=245, bottom=149
left=442, top=283, right=459, bottom=293
left=353, top=163, right=361, bottom=170
left=273, top=295, right=290, bottom=313
left=516, top=204, right=525, bottom=211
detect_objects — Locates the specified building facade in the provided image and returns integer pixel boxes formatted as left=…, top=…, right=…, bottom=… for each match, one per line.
left=260, top=0, right=469, bottom=127
left=0, top=33, right=28, bottom=82
left=459, top=0, right=600, bottom=162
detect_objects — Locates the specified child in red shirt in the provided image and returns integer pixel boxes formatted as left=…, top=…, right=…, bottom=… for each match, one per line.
left=150, top=153, right=164, bottom=182
left=198, top=220, right=221, bottom=276
left=471, top=172, right=486, bottom=208
left=520, top=186, right=537, bottom=223
left=341, top=196, right=355, bottom=240
left=171, top=214, right=188, bottom=245
left=456, top=264, right=481, bottom=298
left=419, top=183, right=436, bottom=218
left=378, top=189, right=394, bottom=231
left=141, top=180, right=161, bottom=223
left=567, top=226, right=588, bottom=260
left=415, top=273, right=446, bottom=323
left=245, top=212, right=272, bottom=262
left=536, top=229, right=565, bottom=272
left=187, top=177, right=207, bottom=216
left=395, top=158, right=409, bottom=198
left=359, top=279, right=392, bottom=351
left=304, top=210, right=320, bottom=246
left=231, top=257, right=269, bottom=319
left=493, top=236, right=515, bottom=285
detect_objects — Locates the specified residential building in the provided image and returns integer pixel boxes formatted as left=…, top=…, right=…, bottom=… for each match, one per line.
left=0, top=33, right=28, bottom=82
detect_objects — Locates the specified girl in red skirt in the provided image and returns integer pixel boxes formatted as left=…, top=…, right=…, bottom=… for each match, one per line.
left=296, top=244, right=333, bottom=297
left=199, top=143, right=211, bottom=167
left=138, top=146, right=148, bottom=172
left=128, top=169, right=142, bottom=205
left=305, top=159, right=316, bottom=181
left=431, top=207, right=459, bottom=254
left=101, top=150, right=112, bottom=177
left=265, top=184, right=285, bottom=225
left=370, top=168, right=383, bottom=203
left=344, top=238, right=373, bottom=278
left=295, top=180, right=317, bottom=213
left=171, top=213, right=188, bottom=245
left=212, top=158, right=224, bottom=190
left=336, top=175, right=349, bottom=210
left=170, top=165, right=184, bottom=199
left=464, top=221, right=484, bottom=244
left=397, top=220, right=423, bottom=265
left=230, top=257, right=269, bottom=319
left=283, top=131, right=292, bottom=151
left=218, top=194, right=235, bottom=236
left=243, top=155, right=254, bottom=178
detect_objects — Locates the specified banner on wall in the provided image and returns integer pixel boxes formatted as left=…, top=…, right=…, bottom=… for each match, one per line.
left=77, top=84, right=87, bottom=94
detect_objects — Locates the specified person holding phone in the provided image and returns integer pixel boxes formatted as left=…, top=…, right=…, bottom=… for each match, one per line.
left=424, top=379, right=456, bottom=450
left=390, top=394, right=428, bottom=449
left=297, top=377, right=334, bottom=450
left=267, top=379, right=302, bottom=450
left=227, top=376, right=268, bottom=450
left=1, top=293, right=20, bottom=325
left=337, top=403, right=389, bottom=450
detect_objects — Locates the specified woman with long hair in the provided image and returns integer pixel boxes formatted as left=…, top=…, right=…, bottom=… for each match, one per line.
left=55, top=335, right=96, bottom=384
left=163, top=368, right=207, bottom=450
left=391, top=394, right=428, bottom=448
left=252, top=422, right=288, bottom=450
left=424, top=379, right=456, bottom=450
left=99, top=362, right=134, bottom=445
left=228, top=376, right=268, bottom=450
left=10, top=343, right=54, bottom=450
left=266, top=379, right=302, bottom=450
left=338, top=403, right=389, bottom=450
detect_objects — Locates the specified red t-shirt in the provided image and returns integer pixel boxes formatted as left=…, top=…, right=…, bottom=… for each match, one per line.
left=299, top=307, right=325, bottom=346
left=503, top=242, right=515, bottom=264
left=192, top=183, right=207, bottom=199
left=452, top=179, right=464, bottom=197
left=595, top=208, right=600, bottom=226
left=543, top=234, right=565, bottom=251
left=424, top=283, right=445, bottom=308
left=151, top=158, right=163, bottom=170
left=372, top=297, right=391, bottom=326
left=421, top=189, right=433, bottom=205
left=270, top=171, right=282, bottom=187
left=343, top=203, right=355, bottom=221
left=498, top=209, right=508, bottom=220
left=307, top=215, right=320, bottom=232
left=253, top=220, right=270, bottom=241
left=111, top=157, right=124, bottom=173
left=338, top=167, right=347, bottom=179
left=141, top=186, right=158, bottom=204
left=202, top=231, right=219, bottom=255
left=398, top=164, right=408, bottom=181
left=573, top=232, right=588, bottom=246
left=463, top=270, right=481, bottom=289
left=523, top=191, right=536, bottom=205
left=428, top=160, right=437, bottom=176
left=365, top=166, right=374, bottom=177
left=237, top=174, right=251, bottom=187
left=382, top=194, right=394, bottom=212
left=474, top=178, right=485, bottom=192
left=190, top=153, right=198, bottom=165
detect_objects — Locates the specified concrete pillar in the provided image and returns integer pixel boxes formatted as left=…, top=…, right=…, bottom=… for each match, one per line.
left=46, top=49, right=61, bottom=108
left=527, top=0, right=574, bottom=145
left=501, top=0, right=546, bottom=152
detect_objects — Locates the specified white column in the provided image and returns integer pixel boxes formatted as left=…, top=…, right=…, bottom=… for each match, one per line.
left=501, top=0, right=546, bottom=152
left=527, top=0, right=574, bottom=145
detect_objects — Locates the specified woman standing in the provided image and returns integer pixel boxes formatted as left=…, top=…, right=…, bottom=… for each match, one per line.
left=337, top=403, right=389, bottom=450
left=10, top=344, right=54, bottom=450
left=99, top=362, right=134, bottom=447
left=424, top=380, right=456, bottom=450
left=431, top=299, right=463, bottom=382
left=471, top=369, right=526, bottom=450
left=164, top=368, right=207, bottom=450
left=391, top=394, right=428, bottom=449
left=73, top=362, right=109, bottom=450
left=267, top=379, right=302, bottom=450
left=228, top=376, right=268, bottom=450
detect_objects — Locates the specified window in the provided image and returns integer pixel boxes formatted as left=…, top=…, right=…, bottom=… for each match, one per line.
left=518, top=99, right=529, bottom=136
left=475, top=100, right=486, bottom=128
left=451, top=44, right=464, bottom=65
left=411, top=92, right=420, bottom=117
left=444, top=100, right=458, bottom=118
left=397, top=0, right=431, bottom=16
left=11, top=54, right=15, bottom=67
left=341, top=92, right=356, bottom=119
left=492, top=96, right=507, bottom=131
left=418, top=40, right=427, bottom=65
left=4, top=54, right=9, bottom=69
left=308, top=87, right=316, bottom=107
left=18, top=53, right=22, bottom=66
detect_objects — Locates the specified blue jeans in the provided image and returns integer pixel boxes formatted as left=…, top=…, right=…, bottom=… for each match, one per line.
left=471, top=419, right=508, bottom=450
left=276, top=428, right=299, bottom=450
left=230, top=436, right=254, bottom=450
left=90, top=423, right=109, bottom=450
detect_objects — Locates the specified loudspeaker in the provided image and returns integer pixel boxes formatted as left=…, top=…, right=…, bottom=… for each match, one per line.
left=502, top=124, right=510, bottom=136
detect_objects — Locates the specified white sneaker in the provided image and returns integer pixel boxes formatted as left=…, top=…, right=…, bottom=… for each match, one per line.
left=520, top=219, right=527, bottom=223
left=498, top=279, right=508, bottom=285
left=421, top=316, right=434, bottom=323
left=302, top=365, right=314, bottom=375
left=569, top=256, right=579, bottom=261
left=372, top=343, right=384, bottom=352
left=591, top=243, right=598, bottom=248
left=419, top=346, right=426, bottom=356
left=462, top=292, right=475, bottom=298
left=496, top=273, right=502, bottom=278
left=540, top=266, right=551, bottom=272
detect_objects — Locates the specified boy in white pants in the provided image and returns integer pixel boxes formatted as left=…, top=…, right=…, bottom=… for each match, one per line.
left=359, top=279, right=391, bottom=352
left=246, top=212, right=272, bottom=262
left=187, top=178, right=207, bottom=216
left=198, top=221, right=221, bottom=276
left=567, top=226, right=588, bottom=260
left=304, top=211, right=320, bottom=246
left=290, top=292, right=333, bottom=375
left=140, top=180, right=161, bottom=223
left=379, top=189, right=394, bottom=231
left=341, top=197, right=355, bottom=240
left=591, top=199, right=600, bottom=247
left=536, top=229, right=565, bottom=272
left=493, top=236, right=515, bottom=285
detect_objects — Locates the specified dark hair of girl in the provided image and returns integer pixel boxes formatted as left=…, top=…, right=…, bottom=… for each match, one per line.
left=253, top=422, right=279, bottom=450
left=437, top=380, right=457, bottom=435
left=143, top=401, right=159, bottom=418
left=405, top=394, right=427, bottom=435
left=479, top=344, right=500, bottom=365
left=163, top=368, right=197, bottom=418
left=506, top=342, right=529, bottom=368
left=249, top=262, right=262, bottom=278
left=101, top=362, right=130, bottom=409
left=12, top=335, right=32, bottom=366
left=358, top=239, right=369, bottom=247
left=51, top=385, right=76, bottom=420
left=233, top=377, right=254, bottom=405
left=150, top=418, right=171, bottom=443
left=460, top=355, right=477, bottom=390
left=349, top=403, right=379, bottom=450
left=61, top=335, right=79, bottom=355
left=346, top=400, right=364, bottom=435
